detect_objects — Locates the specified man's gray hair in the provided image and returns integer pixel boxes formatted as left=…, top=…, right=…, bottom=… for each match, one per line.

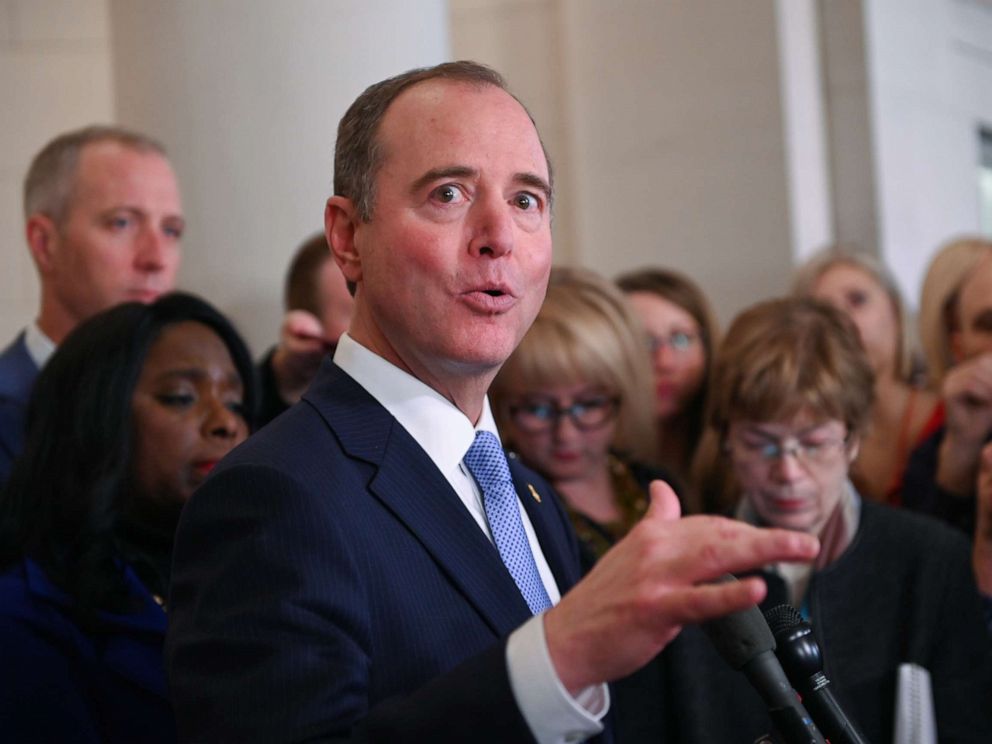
left=24, top=125, right=168, bottom=225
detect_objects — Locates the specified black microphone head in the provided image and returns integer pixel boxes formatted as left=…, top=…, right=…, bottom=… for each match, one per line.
left=764, top=603, right=804, bottom=638
left=702, top=602, right=776, bottom=670
left=764, top=604, right=824, bottom=683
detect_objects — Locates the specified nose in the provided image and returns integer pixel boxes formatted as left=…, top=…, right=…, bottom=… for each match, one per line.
left=467, top=196, right=514, bottom=259
left=203, top=398, right=244, bottom=442
left=551, top=411, right=581, bottom=442
left=652, top=342, right=681, bottom=372
left=770, top=449, right=806, bottom=482
left=134, top=227, right=170, bottom=273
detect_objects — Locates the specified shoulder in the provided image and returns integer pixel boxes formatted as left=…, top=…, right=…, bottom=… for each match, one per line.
left=858, top=500, right=969, bottom=558
left=0, top=332, right=37, bottom=401
left=0, top=559, right=85, bottom=648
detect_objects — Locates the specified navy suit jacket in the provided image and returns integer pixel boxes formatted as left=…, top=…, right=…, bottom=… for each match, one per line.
left=166, top=360, right=590, bottom=743
left=0, top=332, right=38, bottom=485
left=0, top=558, right=173, bottom=743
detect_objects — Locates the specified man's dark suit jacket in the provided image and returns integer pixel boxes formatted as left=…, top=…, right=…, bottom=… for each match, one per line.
left=166, top=359, right=588, bottom=743
left=0, top=332, right=39, bottom=485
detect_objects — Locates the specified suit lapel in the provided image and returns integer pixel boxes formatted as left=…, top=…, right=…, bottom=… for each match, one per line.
left=509, top=458, right=581, bottom=594
left=305, top=361, right=533, bottom=637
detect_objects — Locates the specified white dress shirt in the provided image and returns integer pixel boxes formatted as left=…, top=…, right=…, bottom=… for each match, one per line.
left=334, top=334, right=607, bottom=744
left=24, top=322, right=55, bottom=370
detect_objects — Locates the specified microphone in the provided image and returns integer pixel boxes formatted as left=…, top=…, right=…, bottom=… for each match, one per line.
left=702, top=595, right=826, bottom=744
left=764, top=604, right=871, bottom=744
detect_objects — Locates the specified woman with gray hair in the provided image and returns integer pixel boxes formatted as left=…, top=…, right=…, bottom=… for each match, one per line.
left=681, top=296, right=992, bottom=742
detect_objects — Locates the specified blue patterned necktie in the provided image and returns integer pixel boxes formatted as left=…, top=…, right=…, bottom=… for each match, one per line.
left=463, top=430, right=552, bottom=615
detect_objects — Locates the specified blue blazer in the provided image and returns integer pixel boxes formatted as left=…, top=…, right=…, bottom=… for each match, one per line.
left=166, top=360, right=590, bottom=743
left=0, top=332, right=38, bottom=485
left=0, top=558, right=174, bottom=743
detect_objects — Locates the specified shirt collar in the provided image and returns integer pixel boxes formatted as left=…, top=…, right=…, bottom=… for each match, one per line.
left=24, top=321, right=56, bottom=369
left=333, top=333, right=502, bottom=474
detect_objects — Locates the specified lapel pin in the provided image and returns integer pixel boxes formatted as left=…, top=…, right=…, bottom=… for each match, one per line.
left=528, top=484, right=541, bottom=503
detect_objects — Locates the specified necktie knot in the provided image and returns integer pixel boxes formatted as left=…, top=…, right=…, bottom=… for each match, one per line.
left=463, top=430, right=512, bottom=487
left=463, top=430, right=552, bottom=615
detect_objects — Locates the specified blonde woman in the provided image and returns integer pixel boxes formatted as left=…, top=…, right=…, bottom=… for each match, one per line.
left=491, top=266, right=672, bottom=565
left=904, top=237, right=992, bottom=537
left=793, top=248, right=940, bottom=503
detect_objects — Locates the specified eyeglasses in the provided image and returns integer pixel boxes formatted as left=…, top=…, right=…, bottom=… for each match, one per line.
left=729, top=433, right=849, bottom=468
left=508, top=396, right=620, bottom=433
left=647, top=331, right=699, bottom=355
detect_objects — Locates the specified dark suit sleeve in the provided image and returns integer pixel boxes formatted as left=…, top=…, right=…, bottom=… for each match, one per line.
left=166, top=463, right=535, bottom=744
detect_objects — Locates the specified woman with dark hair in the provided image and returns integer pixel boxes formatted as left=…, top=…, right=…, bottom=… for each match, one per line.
left=615, top=267, right=718, bottom=510
left=0, top=292, right=254, bottom=743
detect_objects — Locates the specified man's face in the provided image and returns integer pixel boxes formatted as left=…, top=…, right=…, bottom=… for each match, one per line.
left=343, top=80, right=553, bottom=390
left=42, top=140, right=184, bottom=327
left=954, top=254, right=992, bottom=361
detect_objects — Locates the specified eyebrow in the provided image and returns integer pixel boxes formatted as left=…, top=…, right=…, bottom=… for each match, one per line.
left=101, top=206, right=186, bottom=226
left=408, top=166, right=552, bottom=203
left=409, top=166, right=476, bottom=197
left=739, top=423, right=836, bottom=438
left=155, top=368, right=243, bottom=389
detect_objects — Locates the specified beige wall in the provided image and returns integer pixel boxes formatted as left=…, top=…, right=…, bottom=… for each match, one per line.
left=4, top=0, right=992, bottom=349
left=0, top=0, right=114, bottom=344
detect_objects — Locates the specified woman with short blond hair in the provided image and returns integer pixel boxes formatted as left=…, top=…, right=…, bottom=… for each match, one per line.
left=491, top=266, right=670, bottom=564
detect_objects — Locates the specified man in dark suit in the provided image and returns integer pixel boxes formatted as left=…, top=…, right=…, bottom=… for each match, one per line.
left=0, top=126, right=184, bottom=483
left=166, top=61, right=818, bottom=743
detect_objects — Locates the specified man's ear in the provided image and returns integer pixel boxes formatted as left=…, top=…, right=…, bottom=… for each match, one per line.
left=325, top=196, right=362, bottom=287
left=25, top=213, right=59, bottom=273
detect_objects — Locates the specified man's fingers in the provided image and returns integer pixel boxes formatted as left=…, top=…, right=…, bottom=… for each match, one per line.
left=659, top=516, right=820, bottom=583
left=645, top=479, right=682, bottom=522
left=658, top=576, right=769, bottom=626
left=283, top=310, right=324, bottom=338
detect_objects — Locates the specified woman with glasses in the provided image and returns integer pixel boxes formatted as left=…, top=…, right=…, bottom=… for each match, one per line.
left=680, top=296, right=991, bottom=742
left=615, top=268, right=718, bottom=510
left=491, top=266, right=672, bottom=566
left=793, top=248, right=941, bottom=504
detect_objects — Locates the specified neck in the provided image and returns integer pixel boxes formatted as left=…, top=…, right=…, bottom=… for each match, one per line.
left=872, top=373, right=911, bottom=413
left=553, top=462, right=620, bottom=523
left=348, top=315, right=495, bottom=425
left=657, top=415, right=691, bottom=470
left=117, top=503, right=178, bottom=601
left=36, top=293, right=80, bottom=345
